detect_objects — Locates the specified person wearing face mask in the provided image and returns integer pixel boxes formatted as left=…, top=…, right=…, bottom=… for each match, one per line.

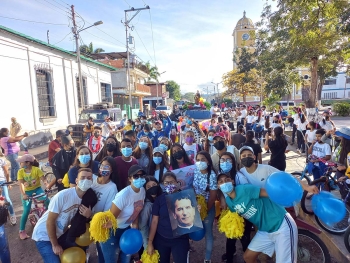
left=217, top=173, right=298, bottom=263
left=17, top=154, right=49, bottom=240
left=124, top=130, right=138, bottom=150
left=264, top=126, right=288, bottom=171
left=139, top=176, right=163, bottom=252
left=68, top=145, right=99, bottom=187
left=158, top=136, right=171, bottom=159
left=169, top=143, right=194, bottom=170
left=193, top=151, right=218, bottom=263
left=148, top=147, right=169, bottom=182
left=147, top=172, right=191, bottom=263
left=101, top=165, right=146, bottom=263
left=183, top=130, right=202, bottom=163
left=114, top=138, right=138, bottom=190
left=211, top=132, right=240, bottom=173
left=204, top=129, right=216, bottom=155
left=32, top=168, right=94, bottom=263
left=181, top=118, right=196, bottom=144
left=51, top=135, right=76, bottom=192
left=137, top=124, right=156, bottom=148
left=95, top=136, right=122, bottom=162
left=153, top=111, right=172, bottom=146
left=133, top=136, right=153, bottom=171
left=86, top=126, right=104, bottom=160
left=83, top=117, right=95, bottom=140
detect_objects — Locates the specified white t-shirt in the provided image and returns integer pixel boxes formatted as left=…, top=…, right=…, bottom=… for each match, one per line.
left=86, top=137, right=104, bottom=160
left=240, top=164, right=279, bottom=188
left=32, top=187, right=82, bottom=241
left=319, top=121, right=334, bottom=132
left=295, top=119, right=308, bottom=131
left=154, top=168, right=168, bottom=182
left=306, top=130, right=316, bottom=143
left=240, top=109, right=247, bottom=120
left=246, top=115, right=255, bottom=124
left=112, top=186, right=145, bottom=229
left=312, top=142, right=331, bottom=159
left=91, top=174, right=118, bottom=214
left=183, top=143, right=198, bottom=163
left=0, top=159, right=6, bottom=181
left=210, top=106, right=218, bottom=115
left=101, top=122, right=110, bottom=137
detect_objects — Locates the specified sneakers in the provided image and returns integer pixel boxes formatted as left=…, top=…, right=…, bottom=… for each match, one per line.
left=10, top=216, right=17, bottom=225
left=204, top=260, right=211, bottom=263
left=19, top=230, right=30, bottom=240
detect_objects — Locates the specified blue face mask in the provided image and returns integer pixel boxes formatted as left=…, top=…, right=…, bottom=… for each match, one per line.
left=139, top=142, right=148, bottom=150
left=99, top=170, right=110, bottom=177
left=133, top=178, right=146, bottom=189
left=144, top=131, right=149, bottom=135
left=78, top=154, right=91, bottom=165
left=159, top=143, right=168, bottom=152
left=153, top=156, right=162, bottom=165
left=220, top=162, right=233, bottom=173
left=187, top=120, right=192, bottom=125
left=195, top=161, right=208, bottom=171
left=220, top=182, right=234, bottom=194
left=121, top=147, right=133, bottom=157
left=208, top=136, right=214, bottom=141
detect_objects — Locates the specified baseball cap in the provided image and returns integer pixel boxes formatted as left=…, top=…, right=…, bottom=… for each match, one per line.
left=128, top=164, right=146, bottom=177
left=335, top=127, right=350, bottom=140
left=61, top=134, right=73, bottom=145
left=17, top=154, right=35, bottom=163
left=239, top=146, right=254, bottom=155
left=153, top=147, right=165, bottom=155
left=55, top=130, right=65, bottom=137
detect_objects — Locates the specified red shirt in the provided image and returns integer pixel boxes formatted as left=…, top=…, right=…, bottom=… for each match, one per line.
left=114, top=156, right=138, bottom=191
left=48, top=139, right=61, bottom=163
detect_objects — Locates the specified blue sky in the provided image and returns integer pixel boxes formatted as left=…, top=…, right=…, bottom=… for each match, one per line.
left=0, top=0, right=270, bottom=94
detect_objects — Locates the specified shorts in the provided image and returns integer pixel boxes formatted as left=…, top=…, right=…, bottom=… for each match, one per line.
left=248, top=213, right=297, bottom=263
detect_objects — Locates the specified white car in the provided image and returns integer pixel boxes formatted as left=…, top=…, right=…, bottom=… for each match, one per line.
left=155, top=105, right=172, bottom=115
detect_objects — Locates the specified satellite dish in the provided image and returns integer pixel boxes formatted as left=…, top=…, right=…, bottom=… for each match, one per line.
left=304, top=74, right=309, bottom=80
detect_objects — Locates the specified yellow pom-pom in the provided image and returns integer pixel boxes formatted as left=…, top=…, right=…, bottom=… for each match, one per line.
left=141, top=249, right=160, bottom=263
left=218, top=209, right=245, bottom=239
left=89, top=211, right=117, bottom=243
left=196, top=195, right=208, bottom=220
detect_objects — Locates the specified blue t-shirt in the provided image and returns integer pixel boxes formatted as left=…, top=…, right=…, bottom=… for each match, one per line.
left=152, top=193, right=174, bottom=239
left=225, top=184, right=286, bottom=233
left=68, top=161, right=99, bottom=184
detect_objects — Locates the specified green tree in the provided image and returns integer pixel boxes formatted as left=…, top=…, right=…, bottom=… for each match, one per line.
left=258, top=0, right=350, bottom=108
left=166, top=80, right=181, bottom=101
left=79, top=42, right=105, bottom=55
left=145, top=61, right=160, bottom=82
left=181, top=92, right=195, bottom=102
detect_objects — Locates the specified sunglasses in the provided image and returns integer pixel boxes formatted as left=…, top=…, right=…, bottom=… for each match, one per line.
left=132, top=173, right=145, bottom=179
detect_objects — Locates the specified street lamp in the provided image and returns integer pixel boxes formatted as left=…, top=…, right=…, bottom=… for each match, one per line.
left=211, top=81, right=222, bottom=102
left=156, top=71, right=166, bottom=106
left=73, top=20, right=103, bottom=109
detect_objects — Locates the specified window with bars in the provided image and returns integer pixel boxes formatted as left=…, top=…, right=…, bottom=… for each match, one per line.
left=346, top=78, right=350, bottom=84
left=76, top=77, right=88, bottom=107
left=324, top=79, right=336, bottom=85
left=35, top=66, right=56, bottom=118
left=101, top=83, right=112, bottom=103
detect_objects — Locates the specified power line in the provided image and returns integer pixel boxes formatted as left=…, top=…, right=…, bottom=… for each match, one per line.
left=133, top=27, right=155, bottom=65
left=52, top=32, right=72, bottom=45
left=123, top=0, right=131, bottom=8
left=50, top=0, right=69, bottom=8
left=0, top=15, right=68, bottom=26
left=149, top=9, right=157, bottom=65
left=41, top=0, right=70, bottom=14
left=82, top=30, right=125, bottom=49
left=34, top=0, right=71, bottom=17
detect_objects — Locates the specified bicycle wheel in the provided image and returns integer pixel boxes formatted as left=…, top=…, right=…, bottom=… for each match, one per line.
left=314, top=205, right=350, bottom=235
left=297, top=229, right=331, bottom=263
left=44, top=172, right=55, bottom=185
left=344, top=226, right=350, bottom=253
left=291, top=172, right=311, bottom=185
left=300, top=178, right=326, bottom=215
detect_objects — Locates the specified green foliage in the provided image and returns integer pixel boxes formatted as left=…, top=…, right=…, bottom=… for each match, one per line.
left=222, top=98, right=233, bottom=104
left=181, top=92, right=195, bottom=102
left=203, top=101, right=211, bottom=110
left=145, top=62, right=160, bottom=82
left=79, top=42, right=105, bottom=55
left=262, top=93, right=281, bottom=111
left=333, top=102, right=350, bottom=116
left=165, top=80, right=181, bottom=101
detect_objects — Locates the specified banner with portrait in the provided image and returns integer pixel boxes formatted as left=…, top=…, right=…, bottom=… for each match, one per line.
left=165, top=188, right=203, bottom=237
left=170, top=165, right=196, bottom=190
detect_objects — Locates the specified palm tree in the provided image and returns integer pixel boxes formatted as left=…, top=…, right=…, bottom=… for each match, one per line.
left=145, top=61, right=160, bottom=82
left=79, top=42, right=105, bottom=55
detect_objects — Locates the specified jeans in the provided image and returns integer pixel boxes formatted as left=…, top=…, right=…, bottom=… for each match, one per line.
left=297, top=130, right=306, bottom=152
left=36, top=241, right=60, bottom=263
left=0, top=181, right=14, bottom=216
left=96, top=242, right=105, bottom=263
left=225, top=219, right=252, bottom=263
left=154, top=232, right=189, bottom=263
left=203, top=206, right=215, bottom=260
left=291, top=124, right=297, bottom=143
left=246, top=123, right=252, bottom=131
left=100, top=227, right=131, bottom=263
left=0, top=224, right=11, bottom=263
left=20, top=187, right=49, bottom=231
left=5, top=153, right=20, bottom=181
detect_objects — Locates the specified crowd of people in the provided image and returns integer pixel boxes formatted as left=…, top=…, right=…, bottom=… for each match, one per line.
left=0, top=101, right=349, bottom=263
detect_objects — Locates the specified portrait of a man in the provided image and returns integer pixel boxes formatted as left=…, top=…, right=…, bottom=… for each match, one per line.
left=165, top=189, right=203, bottom=237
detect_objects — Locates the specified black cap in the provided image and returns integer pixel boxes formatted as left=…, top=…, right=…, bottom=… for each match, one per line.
left=61, top=135, right=73, bottom=145
left=128, top=164, right=146, bottom=177
left=56, top=130, right=65, bottom=137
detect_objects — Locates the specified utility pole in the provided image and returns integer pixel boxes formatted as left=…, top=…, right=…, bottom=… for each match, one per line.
left=71, top=5, right=84, bottom=109
left=123, top=6, right=150, bottom=108
left=211, top=81, right=222, bottom=102
left=47, top=30, right=50, bottom=44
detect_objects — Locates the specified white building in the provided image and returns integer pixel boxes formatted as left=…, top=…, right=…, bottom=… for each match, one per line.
left=0, top=25, right=116, bottom=147
left=322, top=72, right=350, bottom=100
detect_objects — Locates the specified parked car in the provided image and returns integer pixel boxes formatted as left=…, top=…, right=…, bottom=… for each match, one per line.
left=155, top=105, right=172, bottom=115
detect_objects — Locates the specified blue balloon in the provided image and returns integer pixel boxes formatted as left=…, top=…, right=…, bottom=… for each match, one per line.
left=119, top=229, right=143, bottom=255
left=312, top=192, right=346, bottom=225
left=265, top=171, right=303, bottom=207
left=189, top=227, right=205, bottom=241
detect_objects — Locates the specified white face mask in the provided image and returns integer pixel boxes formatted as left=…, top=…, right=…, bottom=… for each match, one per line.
left=77, top=179, right=93, bottom=191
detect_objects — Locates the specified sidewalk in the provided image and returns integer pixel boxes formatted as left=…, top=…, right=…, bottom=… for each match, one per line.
left=19, top=144, right=49, bottom=161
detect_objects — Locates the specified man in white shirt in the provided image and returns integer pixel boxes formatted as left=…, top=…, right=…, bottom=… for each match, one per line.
left=32, top=168, right=94, bottom=262
left=101, top=117, right=113, bottom=139
left=210, top=103, right=219, bottom=117
left=86, top=126, right=104, bottom=160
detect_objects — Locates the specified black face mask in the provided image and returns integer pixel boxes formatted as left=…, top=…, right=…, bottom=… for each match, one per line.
left=241, top=157, right=255, bottom=168
left=214, top=141, right=226, bottom=151
left=173, top=150, right=185, bottom=160
left=146, top=185, right=162, bottom=203
left=106, top=143, right=116, bottom=152
left=94, top=132, right=100, bottom=138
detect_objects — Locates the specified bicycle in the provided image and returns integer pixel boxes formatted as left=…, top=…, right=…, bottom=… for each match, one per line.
left=27, top=188, right=57, bottom=227
left=300, top=159, right=350, bottom=235
left=0, top=181, right=15, bottom=224
left=39, top=162, right=56, bottom=189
